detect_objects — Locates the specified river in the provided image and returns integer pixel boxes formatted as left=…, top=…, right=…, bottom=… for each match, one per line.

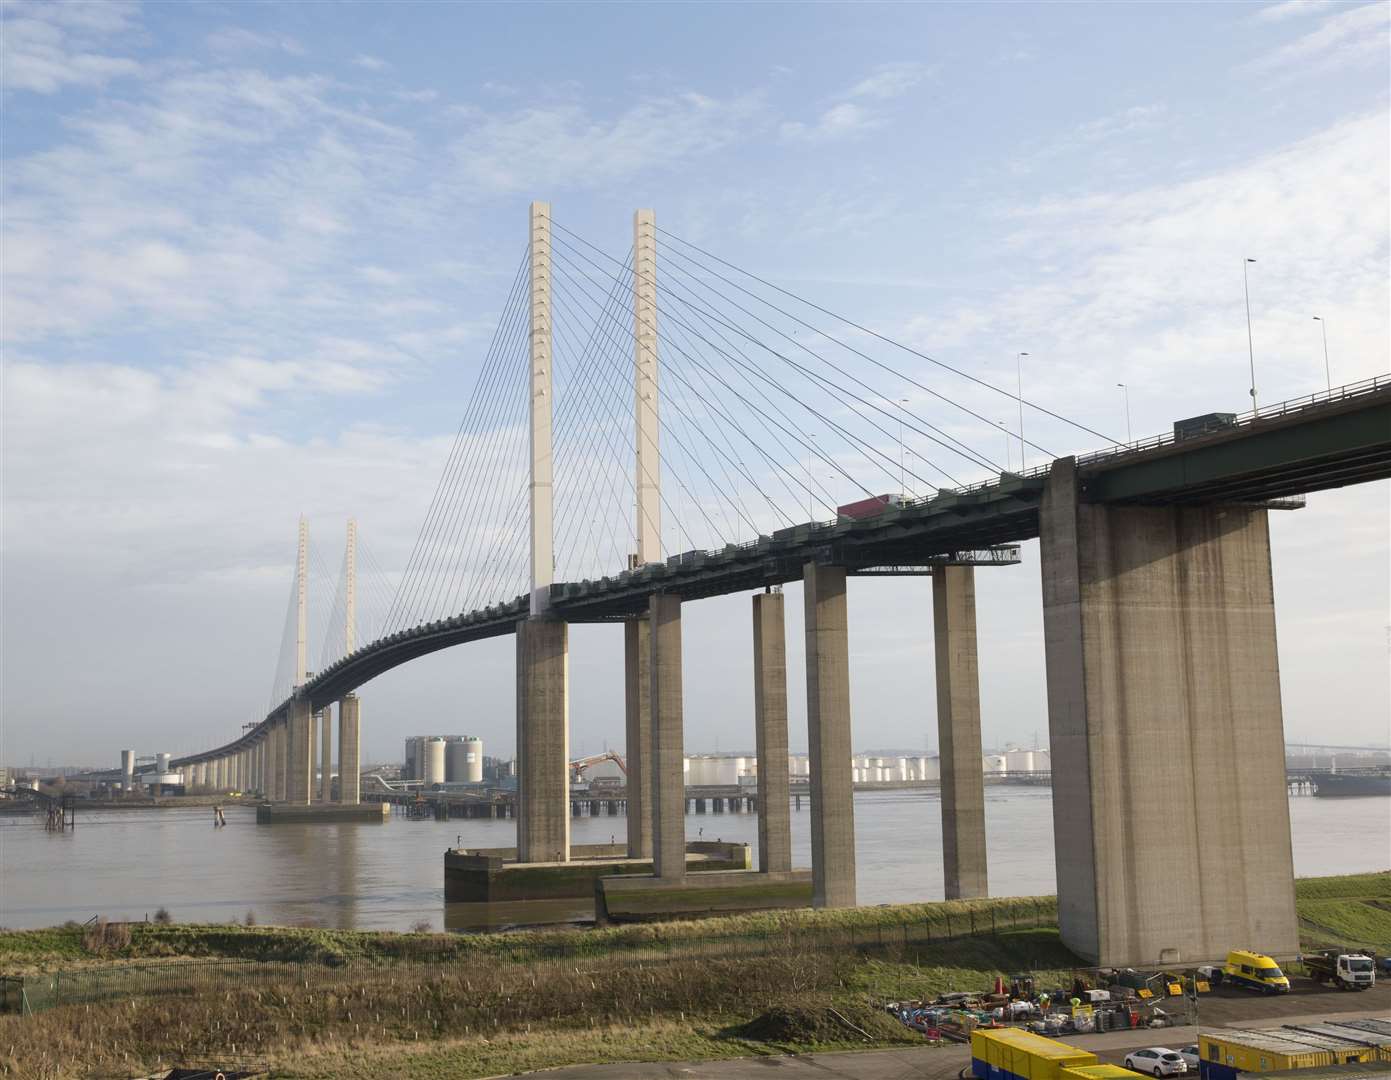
left=2, top=789, right=1385, bottom=931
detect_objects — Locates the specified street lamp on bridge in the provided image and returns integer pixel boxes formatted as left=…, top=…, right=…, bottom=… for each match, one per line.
left=1116, top=383, right=1132, bottom=444
left=1313, top=316, right=1332, bottom=392
left=1244, top=258, right=1258, bottom=414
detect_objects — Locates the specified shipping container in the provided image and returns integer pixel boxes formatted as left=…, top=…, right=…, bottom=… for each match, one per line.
left=836, top=494, right=904, bottom=521
left=1198, top=1027, right=1378, bottom=1080
left=971, top=1027, right=1097, bottom=1080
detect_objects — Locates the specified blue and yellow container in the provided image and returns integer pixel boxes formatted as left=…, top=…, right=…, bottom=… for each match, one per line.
left=971, top=1028, right=1099, bottom=1080
left=1062, top=1067, right=1149, bottom=1080
left=1198, top=1028, right=1379, bottom=1079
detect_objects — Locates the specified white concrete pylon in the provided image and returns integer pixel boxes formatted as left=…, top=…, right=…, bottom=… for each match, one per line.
left=529, top=200, right=554, bottom=616
left=295, top=515, right=309, bottom=686
left=633, top=208, right=661, bottom=564
left=345, top=518, right=357, bottom=654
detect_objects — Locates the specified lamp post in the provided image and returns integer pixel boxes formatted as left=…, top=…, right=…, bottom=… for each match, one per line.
left=1243, top=258, right=1258, bottom=414
left=1313, top=316, right=1331, bottom=392
left=1016, top=352, right=1029, bottom=470
left=898, top=398, right=909, bottom=500
left=1116, top=383, right=1132, bottom=444
left=806, top=433, right=816, bottom=521
left=999, top=420, right=1012, bottom=473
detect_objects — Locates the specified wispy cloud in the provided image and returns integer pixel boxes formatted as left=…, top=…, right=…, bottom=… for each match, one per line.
left=779, top=61, right=928, bottom=144
left=1, top=0, right=142, bottom=94
left=846, top=61, right=929, bottom=100
left=206, top=27, right=305, bottom=57
left=446, top=92, right=766, bottom=193
left=1254, top=0, right=1335, bottom=21
left=354, top=53, right=389, bottom=71
left=779, top=102, right=881, bottom=143
left=1244, top=2, right=1389, bottom=73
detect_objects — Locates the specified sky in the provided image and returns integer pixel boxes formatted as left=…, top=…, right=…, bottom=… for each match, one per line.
left=2, top=0, right=1389, bottom=770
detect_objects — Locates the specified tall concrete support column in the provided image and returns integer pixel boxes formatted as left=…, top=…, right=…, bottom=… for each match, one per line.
left=624, top=616, right=653, bottom=858
left=934, top=564, right=989, bottom=900
left=286, top=700, right=313, bottom=805
left=516, top=619, right=569, bottom=862
left=269, top=722, right=286, bottom=802
left=752, top=591, right=792, bottom=874
left=338, top=695, right=361, bottom=805
left=649, top=594, right=685, bottom=880
left=215, top=757, right=226, bottom=793
left=1040, top=457, right=1298, bottom=966
left=318, top=708, right=332, bottom=802
left=803, top=563, right=856, bottom=908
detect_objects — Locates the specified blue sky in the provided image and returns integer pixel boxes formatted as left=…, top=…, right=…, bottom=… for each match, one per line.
left=2, top=0, right=1388, bottom=767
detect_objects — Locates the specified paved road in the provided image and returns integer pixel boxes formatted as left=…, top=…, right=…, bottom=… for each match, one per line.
left=525, top=987, right=1391, bottom=1080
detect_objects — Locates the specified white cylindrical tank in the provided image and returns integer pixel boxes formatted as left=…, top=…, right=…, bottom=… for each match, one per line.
left=1033, top=749, right=1051, bottom=772
left=983, top=754, right=1007, bottom=774
left=120, top=750, right=135, bottom=783
left=463, top=737, right=483, bottom=782
left=1004, top=749, right=1034, bottom=773
left=157, top=752, right=172, bottom=773
left=424, top=738, right=447, bottom=786
left=445, top=740, right=469, bottom=783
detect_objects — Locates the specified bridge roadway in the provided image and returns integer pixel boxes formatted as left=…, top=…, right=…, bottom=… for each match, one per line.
left=171, top=374, right=1390, bottom=771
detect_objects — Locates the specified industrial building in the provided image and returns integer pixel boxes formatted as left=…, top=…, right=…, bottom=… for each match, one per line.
left=403, top=736, right=484, bottom=785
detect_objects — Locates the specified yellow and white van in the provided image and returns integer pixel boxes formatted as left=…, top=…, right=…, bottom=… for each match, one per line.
left=1221, top=950, right=1290, bottom=993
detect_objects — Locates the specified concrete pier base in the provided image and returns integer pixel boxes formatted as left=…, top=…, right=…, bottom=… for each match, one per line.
left=338, top=694, right=360, bottom=804
left=803, top=563, right=855, bottom=908
left=934, top=564, right=989, bottom=900
left=445, top=841, right=750, bottom=904
left=597, top=868, right=812, bottom=924
left=650, top=594, right=685, bottom=881
left=516, top=618, right=569, bottom=863
left=624, top=615, right=654, bottom=859
left=1041, top=457, right=1298, bottom=966
left=257, top=801, right=387, bottom=824
left=753, top=591, right=792, bottom=874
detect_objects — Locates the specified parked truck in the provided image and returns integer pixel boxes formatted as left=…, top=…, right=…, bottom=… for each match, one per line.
left=1304, top=950, right=1376, bottom=990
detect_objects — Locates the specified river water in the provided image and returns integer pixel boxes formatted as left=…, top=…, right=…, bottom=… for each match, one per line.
left=2, top=790, right=1386, bottom=932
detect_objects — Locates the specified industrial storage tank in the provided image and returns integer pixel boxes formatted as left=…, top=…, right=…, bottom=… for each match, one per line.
left=1004, top=749, right=1036, bottom=773
left=424, top=738, right=447, bottom=786
left=157, top=752, right=172, bottom=773
left=446, top=737, right=485, bottom=783
left=120, top=750, right=135, bottom=785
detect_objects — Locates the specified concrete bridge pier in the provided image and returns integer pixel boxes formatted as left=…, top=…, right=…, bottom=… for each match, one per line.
left=516, top=618, right=569, bottom=862
left=271, top=717, right=288, bottom=802
left=1040, top=457, right=1298, bottom=966
left=624, top=615, right=653, bottom=858
left=338, top=694, right=360, bottom=804
left=934, top=564, right=989, bottom=900
left=317, top=707, right=332, bottom=802
left=650, top=593, right=685, bottom=881
left=286, top=700, right=313, bottom=804
left=752, top=591, right=792, bottom=874
left=804, top=563, right=856, bottom=908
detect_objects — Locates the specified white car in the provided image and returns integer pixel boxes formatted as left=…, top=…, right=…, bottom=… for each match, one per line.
left=1178, top=1045, right=1201, bottom=1070
left=1125, top=1048, right=1188, bottom=1076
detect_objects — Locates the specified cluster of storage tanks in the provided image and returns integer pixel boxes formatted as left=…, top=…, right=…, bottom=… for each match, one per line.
left=679, top=748, right=1049, bottom=787
left=403, top=736, right=484, bottom=785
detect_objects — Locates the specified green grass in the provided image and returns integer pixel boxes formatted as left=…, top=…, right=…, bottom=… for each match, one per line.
left=1295, top=871, right=1391, bottom=901
left=0, top=893, right=1056, bottom=973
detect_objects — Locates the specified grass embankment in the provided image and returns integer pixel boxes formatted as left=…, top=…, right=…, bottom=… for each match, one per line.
left=1294, top=870, right=1391, bottom=949
left=2, top=873, right=1385, bottom=1079
left=0, top=896, right=1069, bottom=1079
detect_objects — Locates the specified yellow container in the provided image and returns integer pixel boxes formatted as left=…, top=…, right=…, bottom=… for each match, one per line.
left=972, top=1028, right=1098, bottom=1080
left=1061, top=1067, right=1147, bottom=1080
left=1199, top=1028, right=1376, bottom=1073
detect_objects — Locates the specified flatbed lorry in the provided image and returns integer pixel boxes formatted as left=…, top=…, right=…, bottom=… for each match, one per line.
left=1304, top=950, right=1376, bottom=990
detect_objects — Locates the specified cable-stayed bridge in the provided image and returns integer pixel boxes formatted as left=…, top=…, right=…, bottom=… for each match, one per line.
left=169, top=203, right=1391, bottom=968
